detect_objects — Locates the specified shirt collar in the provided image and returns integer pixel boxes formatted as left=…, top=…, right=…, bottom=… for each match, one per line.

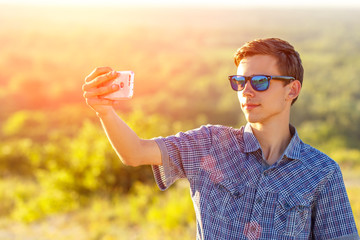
left=283, top=125, right=302, bottom=160
left=242, top=123, right=302, bottom=161
left=243, top=123, right=262, bottom=153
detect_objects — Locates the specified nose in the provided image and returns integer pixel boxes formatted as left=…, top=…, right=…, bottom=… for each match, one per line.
left=241, top=80, right=255, bottom=97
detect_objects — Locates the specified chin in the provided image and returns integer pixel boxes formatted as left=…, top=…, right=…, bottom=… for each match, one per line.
left=245, top=114, right=263, bottom=124
left=242, top=108, right=262, bottom=123
left=245, top=115, right=256, bottom=123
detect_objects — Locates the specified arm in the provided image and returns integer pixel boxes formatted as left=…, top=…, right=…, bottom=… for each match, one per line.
left=82, top=67, right=162, bottom=167
left=99, top=109, right=161, bottom=166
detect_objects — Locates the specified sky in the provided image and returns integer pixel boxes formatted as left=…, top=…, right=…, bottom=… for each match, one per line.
left=0, top=0, right=360, bottom=8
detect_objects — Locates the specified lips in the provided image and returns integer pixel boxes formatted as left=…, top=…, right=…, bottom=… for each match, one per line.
left=242, top=103, right=260, bottom=110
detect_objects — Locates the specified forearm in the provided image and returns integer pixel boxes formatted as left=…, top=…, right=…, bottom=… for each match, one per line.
left=82, top=67, right=162, bottom=166
left=98, top=109, right=161, bottom=166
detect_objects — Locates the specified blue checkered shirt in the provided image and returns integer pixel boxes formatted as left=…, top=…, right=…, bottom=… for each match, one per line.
left=152, top=123, right=359, bottom=239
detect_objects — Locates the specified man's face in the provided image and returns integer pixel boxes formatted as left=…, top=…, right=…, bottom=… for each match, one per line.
left=237, top=54, right=292, bottom=124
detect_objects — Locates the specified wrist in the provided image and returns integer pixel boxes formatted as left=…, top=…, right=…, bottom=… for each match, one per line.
left=96, top=108, right=116, bottom=120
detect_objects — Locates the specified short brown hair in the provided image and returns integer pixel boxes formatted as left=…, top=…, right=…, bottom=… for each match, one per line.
left=234, top=38, right=304, bottom=104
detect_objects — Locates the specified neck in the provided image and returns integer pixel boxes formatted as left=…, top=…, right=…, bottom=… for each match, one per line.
left=250, top=117, right=292, bottom=165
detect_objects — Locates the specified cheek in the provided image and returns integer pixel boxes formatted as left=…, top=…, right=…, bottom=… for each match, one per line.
left=264, top=91, right=287, bottom=110
left=237, top=91, right=246, bottom=105
left=237, top=91, right=242, bottom=99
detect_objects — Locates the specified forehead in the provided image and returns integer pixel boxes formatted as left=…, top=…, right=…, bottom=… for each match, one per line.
left=237, top=55, right=281, bottom=76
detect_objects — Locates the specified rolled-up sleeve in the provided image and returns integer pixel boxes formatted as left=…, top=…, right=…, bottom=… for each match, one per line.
left=312, top=165, right=359, bottom=239
left=151, top=125, right=213, bottom=191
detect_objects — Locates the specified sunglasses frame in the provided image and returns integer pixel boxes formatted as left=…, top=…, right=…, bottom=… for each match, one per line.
left=228, top=75, right=295, bottom=92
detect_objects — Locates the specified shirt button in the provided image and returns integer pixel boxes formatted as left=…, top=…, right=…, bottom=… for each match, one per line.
left=264, top=169, right=274, bottom=176
left=256, top=197, right=262, bottom=204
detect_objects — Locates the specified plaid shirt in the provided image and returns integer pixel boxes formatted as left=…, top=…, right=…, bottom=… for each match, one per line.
left=152, top=124, right=359, bottom=240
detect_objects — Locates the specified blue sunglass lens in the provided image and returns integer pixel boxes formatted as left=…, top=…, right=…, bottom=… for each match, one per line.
left=251, top=76, right=269, bottom=91
left=230, top=76, right=245, bottom=91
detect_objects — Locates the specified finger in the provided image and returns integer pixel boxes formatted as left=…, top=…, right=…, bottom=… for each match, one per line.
left=83, top=71, right=119, bottom=91
left=83, top=84, right=119, bottom=98
left=85, top=66, right=113, bottom=83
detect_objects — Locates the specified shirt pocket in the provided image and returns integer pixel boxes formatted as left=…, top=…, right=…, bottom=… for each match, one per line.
left=206, top=178, right=246, bottom=222
left=274, top=194, right=311, bottom=237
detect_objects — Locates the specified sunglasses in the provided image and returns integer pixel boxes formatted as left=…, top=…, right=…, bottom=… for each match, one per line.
left=228, top=75, right=295, bottom=92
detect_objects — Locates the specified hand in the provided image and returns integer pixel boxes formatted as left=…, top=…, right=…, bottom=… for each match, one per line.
left=82, top=67, right=120, bottom=117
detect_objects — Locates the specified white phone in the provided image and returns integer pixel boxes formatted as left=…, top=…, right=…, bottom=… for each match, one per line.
left=103, top=71, right=134, bottom=100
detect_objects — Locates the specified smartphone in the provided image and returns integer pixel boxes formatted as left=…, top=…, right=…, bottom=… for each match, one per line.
left=103, top=71, right=134, bottom=100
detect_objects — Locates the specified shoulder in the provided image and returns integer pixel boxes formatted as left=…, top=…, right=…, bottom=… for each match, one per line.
left=300, top=142, right=340, bottom=174
left=198, top=125, right=246, bottom=153
left=159, top=124, right=244, bottom=150
left=295, top=142, right=345, bottom=201
left=182, top=124, right=242, bottom=136
left=200, top=124, right=244, bottom=140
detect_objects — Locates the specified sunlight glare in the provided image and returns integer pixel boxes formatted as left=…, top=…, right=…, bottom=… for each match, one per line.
left=0, top=0, right=359, bottom=8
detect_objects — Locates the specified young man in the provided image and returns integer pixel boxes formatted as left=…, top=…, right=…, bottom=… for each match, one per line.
left=82, top=38, right=359, bottom=239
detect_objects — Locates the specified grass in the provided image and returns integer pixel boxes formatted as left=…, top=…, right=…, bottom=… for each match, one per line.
left=0, top=180, right=196, bottom=240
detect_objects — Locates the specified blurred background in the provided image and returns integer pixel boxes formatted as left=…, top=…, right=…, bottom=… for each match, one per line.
left=0, top=0, right=359, bottom=239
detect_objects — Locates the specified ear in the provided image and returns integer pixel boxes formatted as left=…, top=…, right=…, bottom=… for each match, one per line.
left=286, top=80, right=301, bottom=102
